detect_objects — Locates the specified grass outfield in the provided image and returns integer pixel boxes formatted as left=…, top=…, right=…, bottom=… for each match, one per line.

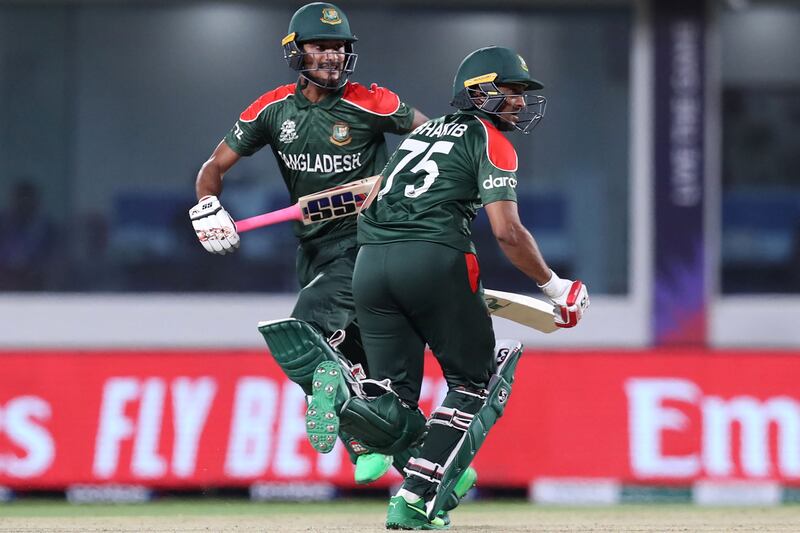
left=0, top=499, right=799, bottom=532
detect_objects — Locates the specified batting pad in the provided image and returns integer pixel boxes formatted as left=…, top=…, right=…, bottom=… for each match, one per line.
left=426, top=339, right=523, bottom=519
left=257, top=318, right=340, bottom=394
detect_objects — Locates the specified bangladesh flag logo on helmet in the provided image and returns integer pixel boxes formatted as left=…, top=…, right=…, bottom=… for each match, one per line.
left=320, top=7, right=342, bottom=25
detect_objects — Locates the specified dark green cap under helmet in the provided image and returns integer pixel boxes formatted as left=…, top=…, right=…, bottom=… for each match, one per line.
left=452, top=46, right=542, bottom=103
left=284, top=2, right=357, bottom=45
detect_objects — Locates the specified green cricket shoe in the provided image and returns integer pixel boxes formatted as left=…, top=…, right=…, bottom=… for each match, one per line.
left=305, top=361, right=349, bottom=454
left=355, top=452, right=393, bottom=484
left=451, top=466, right=478, bottom=506
left=386, top=496, right=448, bottom=530
left=435, top=466, right=478, bottom=525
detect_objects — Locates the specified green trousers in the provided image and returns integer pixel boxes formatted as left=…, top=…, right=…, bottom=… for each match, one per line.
left=352, top=241, right=496, bottom=408
left=291, top=233, right=366, bottom=369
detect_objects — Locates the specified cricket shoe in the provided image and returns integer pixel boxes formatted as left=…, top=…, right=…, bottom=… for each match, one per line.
left=441, top=466, right=478, bottom=512
left=306, top=361, right=350, bottom=454
left=355, top=452, right=393, bottom=484
left=433, top=466, right=478, bottom=526
left=385, top=496, right=448, bottom=530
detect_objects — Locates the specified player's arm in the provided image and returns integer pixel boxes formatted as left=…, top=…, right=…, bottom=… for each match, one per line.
left=189, top=141, right=242, bottom=255
left=475, top=117, right=588, bottom=327
left=484, top=200, right=550, bottom=284
left=409, top=108, right=429, bottom=131
left=353, top=84, right=427, bottom=133
left=383, top=101, right=426, bottom=134
left=196, top=141, right=241, bottom=199
left=190, top=91, right=274, bottom=254
left=485, top=201, right=589, bottom=328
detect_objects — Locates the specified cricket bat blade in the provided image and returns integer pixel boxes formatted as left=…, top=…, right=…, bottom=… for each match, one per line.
left=484, top=288, right=558, bottom=333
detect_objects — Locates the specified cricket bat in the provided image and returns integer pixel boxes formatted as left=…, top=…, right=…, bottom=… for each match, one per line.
left=484, top=288, right=559, bottom=333
left=235, top=176, right=381, bottom=233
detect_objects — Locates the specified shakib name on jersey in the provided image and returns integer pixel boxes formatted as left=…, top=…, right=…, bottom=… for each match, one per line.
left=412, top=121, right=468, bottom=139
left=277, top=151, right=363, bottom=173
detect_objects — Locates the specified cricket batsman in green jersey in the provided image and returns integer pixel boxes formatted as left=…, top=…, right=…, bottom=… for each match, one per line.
left=188, top=2, right=428, bottom=485
left=301, top=46, right=591, bottom=529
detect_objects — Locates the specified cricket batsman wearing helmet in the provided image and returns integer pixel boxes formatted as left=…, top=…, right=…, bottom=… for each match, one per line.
left=189, top=2, right=428, bottom=484
left=303, top=46, right=590, bottom=529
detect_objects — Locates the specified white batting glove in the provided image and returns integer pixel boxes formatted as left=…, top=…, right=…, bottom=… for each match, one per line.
left=189, top=195, right=240, bottom=255
left=538, top=270, right=590, bottom=328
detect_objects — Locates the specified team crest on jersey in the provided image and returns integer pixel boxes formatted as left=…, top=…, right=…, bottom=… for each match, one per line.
left=279, top=119, right=298, bottom=144
left=320, top=7, right=342, bottom=25
left=329, top=121, right=351, bottom=146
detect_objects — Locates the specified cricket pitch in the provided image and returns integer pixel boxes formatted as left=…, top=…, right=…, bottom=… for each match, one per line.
left=0, top=500, right=799, bottom=532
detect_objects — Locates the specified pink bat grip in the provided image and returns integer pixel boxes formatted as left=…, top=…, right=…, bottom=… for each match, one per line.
left=234, top=204, right=303, bottom=233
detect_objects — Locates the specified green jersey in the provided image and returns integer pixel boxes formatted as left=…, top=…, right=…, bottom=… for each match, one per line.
left=225, top=80, right=415, bottom=242
left=358, top=111, right=519, bottom=253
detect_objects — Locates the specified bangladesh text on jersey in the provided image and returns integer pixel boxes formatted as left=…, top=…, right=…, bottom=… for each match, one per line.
left=224, top=80, right=414, bottom=243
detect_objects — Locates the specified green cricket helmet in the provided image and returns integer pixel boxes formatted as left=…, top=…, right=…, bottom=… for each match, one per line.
left=282, top=2, right=358, bottom=89
left=451, top=46, right=546, bottom=134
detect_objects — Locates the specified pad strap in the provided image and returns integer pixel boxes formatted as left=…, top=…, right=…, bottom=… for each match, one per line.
left=429, top=407, right=474, bottom=432
left=327, top=329, right=346, bottom=349
left=405, top=457, right=444, bottom=485
left=453, top=386, right=488, bottom=400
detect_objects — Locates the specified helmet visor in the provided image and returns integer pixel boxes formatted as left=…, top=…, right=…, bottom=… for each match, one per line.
left=470, top=83, right=547, bottom=134
left=298, top=51, right=357, bottom=89
left=283, top=42, right=358, bottom=89
left=490, top=93, right=546, bottom=134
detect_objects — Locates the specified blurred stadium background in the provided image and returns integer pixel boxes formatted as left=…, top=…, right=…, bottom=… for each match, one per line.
left=1, top=0, right=799, bottom=528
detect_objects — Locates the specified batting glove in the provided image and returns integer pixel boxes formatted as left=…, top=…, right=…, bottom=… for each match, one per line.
left=538, top=270, right=590, bottom=328
left=189, top=195, right=240, bottom=255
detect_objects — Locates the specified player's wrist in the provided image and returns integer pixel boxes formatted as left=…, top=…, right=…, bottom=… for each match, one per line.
left=536, top=269, right=556, bottom=289
left=538, top=269, right=568, bottom=300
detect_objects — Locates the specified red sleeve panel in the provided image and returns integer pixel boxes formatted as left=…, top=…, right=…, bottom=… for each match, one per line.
left=478, top=118, right=519, bottom=172
left=239, top=84, right=296, bottom=122
left=341, top=82, right=401, bottom=116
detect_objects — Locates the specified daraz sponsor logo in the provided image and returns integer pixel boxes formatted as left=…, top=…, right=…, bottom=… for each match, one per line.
left=483, top=175, right=517, bottom=189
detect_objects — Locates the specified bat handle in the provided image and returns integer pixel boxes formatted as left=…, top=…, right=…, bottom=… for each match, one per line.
left=235, top=204, right=302, bottom=233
